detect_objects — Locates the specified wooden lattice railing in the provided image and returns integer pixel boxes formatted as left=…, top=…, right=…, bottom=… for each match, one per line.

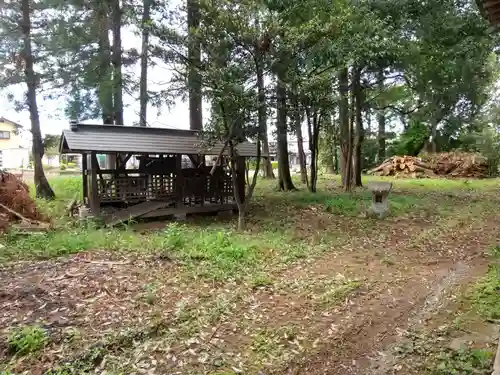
left=95, top=171, right=233, bottom=205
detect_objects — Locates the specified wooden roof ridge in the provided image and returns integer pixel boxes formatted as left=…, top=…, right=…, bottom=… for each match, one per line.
left=68, top=122, right=200, bottom=134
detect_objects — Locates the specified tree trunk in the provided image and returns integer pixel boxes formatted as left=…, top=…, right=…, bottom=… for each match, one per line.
left=333, top=134, right=339, bottom=173
left=431, top=121, right=438, bottom=153
left=347, top=73, right=355, bottom=189
left=139, top=0, right=152, bottom=127
left=229, top=143, right=261, bottom=232
left=312, top=114, right=320, bottom=192
left=97, top=4, right=113, bottom=125
left=376, top=68, right=385, bottom=162
left=294, top=97, right=307, bottom=184
left=338, top=67, right=351, bottom=190
left=229, top=151, right=246, bottom=231
left=323, top=114, right=335, bottom=174
left=306, top=108, right=320, bottom=193
left=21, top=0, right=55, bottom=200
left=305, top=107, right=312, bottom=191
left=276, top=78, right=295, bottom=191
left=366, top=105, right=372, bottom=135
left=255, top=53, right=274, bottom=178
left=187, top=0, right=202, bottom=130
left=237, top=210, right=245, bottom=231
left=346, top=108, right=354, bottom=192
left=353, top=66, right=363, bottom=187
left=111, top=0, right=124, bottom=126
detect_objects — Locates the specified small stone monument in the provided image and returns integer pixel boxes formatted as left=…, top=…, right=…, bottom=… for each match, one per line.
left=366, top=181, right=392, bottom=218
left=78, top=206, right=91, bottom=218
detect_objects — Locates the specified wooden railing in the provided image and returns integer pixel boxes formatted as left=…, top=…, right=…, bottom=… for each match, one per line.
left=95, top=172, right=233, bottom=205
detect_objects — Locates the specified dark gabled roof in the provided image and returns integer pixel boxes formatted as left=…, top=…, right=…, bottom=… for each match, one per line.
left=59, top=123, right=264, bottom=157
left=476, top=0, right=500, bottom=27
left=0, top=117, right=23, bottom=128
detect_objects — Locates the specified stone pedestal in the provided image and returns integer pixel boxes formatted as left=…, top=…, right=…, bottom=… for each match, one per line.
left=366, top=182, right=392, bottom=218
left=78, top=206, right=91, bottom=218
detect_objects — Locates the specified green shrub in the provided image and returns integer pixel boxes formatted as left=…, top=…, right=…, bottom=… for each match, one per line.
left=473, top=128, right=500, bottom=176
left=59, top=163, right=67, bottom=171
left=7, top=325, right=48, bottom=355
left=469, top=265, right=500, bottom=320
left=67, top=162, right=76, bottom=168
left=430, top=348, right=493, bottom=375
left=246, top=159, right=278, bottom=171
left=389, top=120, right=429, bottom=156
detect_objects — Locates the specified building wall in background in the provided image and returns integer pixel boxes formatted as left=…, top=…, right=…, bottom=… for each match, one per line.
left=0, top=148, right=30, bottom=169
left=0, top=119, right=29, bottom=169
left=0, top=120, right=23, bottom=150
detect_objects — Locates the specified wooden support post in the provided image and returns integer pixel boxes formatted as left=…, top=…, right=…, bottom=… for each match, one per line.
left=82, top=153, right=88, bottom=205
left=90, top=151, right=100, bottom=216
left=159, top=154, right=164, bottom=197
left=175, top=154, right=183, bottom=208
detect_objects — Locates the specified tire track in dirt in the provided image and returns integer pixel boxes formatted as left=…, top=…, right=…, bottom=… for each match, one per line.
left=363, top=261, right=490, bottom=375
left=276, top=213, right=500, bottom=375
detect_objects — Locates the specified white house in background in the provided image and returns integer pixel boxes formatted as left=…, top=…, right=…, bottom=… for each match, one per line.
left=0, top=117, right=30, bottom=169
left=268, top=141, right=312, bottom=167
left=42, top=154, right=60, bottom=168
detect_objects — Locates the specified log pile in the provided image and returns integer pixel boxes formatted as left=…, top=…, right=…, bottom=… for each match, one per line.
left=368, top=152, right=489, bottom=179
left=368, top=156, right=435, bottom=178
left=0, top=171, right=49, bottom=232
left=422, top=152, right=488, bottom=178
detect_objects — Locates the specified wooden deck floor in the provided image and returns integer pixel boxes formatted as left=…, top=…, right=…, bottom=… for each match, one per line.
left=103, top=201, right=236, bottom=226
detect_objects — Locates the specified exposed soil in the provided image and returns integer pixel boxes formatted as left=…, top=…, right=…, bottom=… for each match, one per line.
left=0, top=191, right=499, bottom=374
left=279, top=214, right=500, bottom=375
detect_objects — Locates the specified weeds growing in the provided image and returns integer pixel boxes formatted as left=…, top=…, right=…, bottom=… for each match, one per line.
left=7, top=325, right=48, bottom=356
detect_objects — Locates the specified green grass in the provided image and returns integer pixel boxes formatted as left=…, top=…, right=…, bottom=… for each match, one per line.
left=358, top=175, right=500, bottom=192
left=2, top=224, right=285, bottom=280
left=3, top=174, right=499, bottom=282
left=32, top=176, right=82, bottom=219
left=469, top=264, right=500, bottom=320
left=429, top=348, right=494, bottom=375
left=254, top=175, right=477, bottom=220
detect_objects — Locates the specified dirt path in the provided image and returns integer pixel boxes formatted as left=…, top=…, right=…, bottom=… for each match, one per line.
left=278, top=214, right=500, bottom=375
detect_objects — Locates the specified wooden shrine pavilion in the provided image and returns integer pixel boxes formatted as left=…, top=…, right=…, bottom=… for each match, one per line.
left=59, top=123, right=263, bottom=225
left=476, top=0, right=500, bottom=26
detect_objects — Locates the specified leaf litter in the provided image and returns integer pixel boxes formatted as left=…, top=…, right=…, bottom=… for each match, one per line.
left=1, top=189, right=500, bottom=374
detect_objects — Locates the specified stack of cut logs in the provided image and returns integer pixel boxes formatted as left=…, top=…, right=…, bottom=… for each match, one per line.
left=423, top=152, right=488, bottom=178
left=368, top=152, right=489, bottom=178
left=368, top=156, right=435, bottom=178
